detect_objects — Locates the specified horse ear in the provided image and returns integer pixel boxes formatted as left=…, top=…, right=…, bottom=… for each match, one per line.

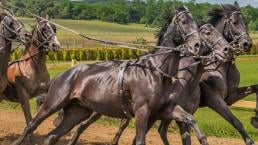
left=234, top=1, right=240, bottom=8
left=221, top=4, right=227, bottom=12
left=183, top=5, right=189, bottom=11
left=173, top=5, right=177, bottom=13
left=36, top=16, right=43, bottom=23
left=46, top=14, right=50, bottom=20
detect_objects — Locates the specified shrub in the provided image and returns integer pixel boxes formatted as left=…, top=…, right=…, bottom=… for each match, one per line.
left=79, top=50, right=87, bottom=61
left=97, top=49, right=106, bottom=61
left=55, top=50, right=63, bottom=61
left=87, top=49, right=97, bottom=60
left=114, top=49, right=122, bottom=60
left=71, top=50, right=80, bottom=60
left=122, top=48, right=130, bottom=60
left=47, top=51, right=55, bottom=61
left=251, top=44, right=257, bottom=55
left=106, top=49, right=114, bottom=60
left=63, top=50, right=71, bottom=61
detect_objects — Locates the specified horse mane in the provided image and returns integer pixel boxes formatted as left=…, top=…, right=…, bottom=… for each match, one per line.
left=207, top=4, right=240, bottom=25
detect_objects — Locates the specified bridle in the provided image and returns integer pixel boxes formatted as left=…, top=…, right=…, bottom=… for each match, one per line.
left=173, top=10, right=198, bottom=42
left=199, top=24, right=228, bottom=61
left=9, top=20, right=56, bottom=66
left=0, top=15, right=23, bottom=42
left=32, top=20, right=55, bottom=50
left=223, top=11, right=248, bottom=51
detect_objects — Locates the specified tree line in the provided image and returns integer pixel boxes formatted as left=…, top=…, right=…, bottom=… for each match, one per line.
left=7, top=0, right=258, bottom=31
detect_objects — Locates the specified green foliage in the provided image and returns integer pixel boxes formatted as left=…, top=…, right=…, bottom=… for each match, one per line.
left=79, top=50, right=87, bottom=61
left=114, top=49, right=122, bottom=60
left=251, top=44, right=257, bottom=55
left=122, top=48, right=130, bottom=60
left=63, top=50, right=71, bottom=61
left=8, top=0, right=258, bottom=30
left=71, top=50, right=80, bottom=60
left=55, top=51, right=63, bottom=61
left=47, top=51, right=55, bottom=60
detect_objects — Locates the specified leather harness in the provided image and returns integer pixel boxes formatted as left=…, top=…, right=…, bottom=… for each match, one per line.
left=118, top=60, right=134, bottom=118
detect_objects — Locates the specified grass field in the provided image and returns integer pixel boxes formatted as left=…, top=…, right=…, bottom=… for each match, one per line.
left=19, top=18, right=156, bottom=49
left=1, top=18, right=258, bottom=141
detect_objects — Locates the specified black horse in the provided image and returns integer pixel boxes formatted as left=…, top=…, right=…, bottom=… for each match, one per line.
left=0, top=7, right=26, bottom=100
left=66, top=22, right=233, bottom=145
left=65, top=2, right=256, bottom=145
left=13, top=6, right=206, bottom=145
left=155, top=2, right=255, bottom=145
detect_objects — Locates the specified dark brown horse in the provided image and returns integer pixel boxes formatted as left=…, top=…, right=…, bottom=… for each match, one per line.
left=2, top=16, right=60, bottom=141
left=13, top=6, right=206, bottom=145
left=154, top=2, right=255, bottom=145
left=67, top=2, right=255, bottom=145
left=0, top=9, right=26, bottom=99
left=66, top=23, right=233, bottom=145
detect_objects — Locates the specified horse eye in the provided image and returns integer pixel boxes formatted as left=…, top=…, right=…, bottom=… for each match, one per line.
left=206, top=31, right=211, bottom=35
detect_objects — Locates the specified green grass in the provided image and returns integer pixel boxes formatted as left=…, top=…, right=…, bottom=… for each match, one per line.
left=95, top=107, right=258, bottom=141
left=236, top=56, right=258, bottom=101
left=195, top=107, right=257, bottom=140
left=19, top=18, right=156, bottom=45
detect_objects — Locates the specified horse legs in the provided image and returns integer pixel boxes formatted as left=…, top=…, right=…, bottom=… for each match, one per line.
left=176, top=121, right=191, bottom=145
left=158, top=120, right=171, bottom=145
left=15, top=78, right=34, bottom=143
left=134, top=104, right=150, bottom=145
left=53, top=109, right=64, bottom=127
left=44, top=104, right=92, bottom=145
left=131, top=117, right=158, bottom=145
left=251, top=92, right=258, bottom=128
left=15, top=78, right=32, bottom=125
left=12, top=95, right=69, bottom=145
left=68, top=112, right=101, bottom=145
left=201, top=85, right=255, bottom=145
left=223, top=85, right=258, bottom=128
left=225, top=85, right=258, bottom=106
left=172, top=105, right=207, bottom=145
left=111, top=118, right=131, bottom=145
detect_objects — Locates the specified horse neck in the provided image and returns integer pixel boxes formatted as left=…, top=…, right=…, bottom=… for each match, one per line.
left=22, top=40, right=46, bottom=66
left=180, top=56, right=204, bottom=88
left=0, top=36, right=12, bottom=76
left=213, top=18, right=239, bottom=81
left=149, top=34, right=181, bottom=77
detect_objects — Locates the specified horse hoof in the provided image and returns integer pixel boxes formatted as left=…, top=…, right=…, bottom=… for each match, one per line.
left=110, top=141, right=118, bottom=145
left=250, top=116, right=258, bottom=128
left=201, top=139, right=209, bottom=145
left=53, top=117, right=62, bottom=127
left=245, top=138, right=255, bottom=145
left=27, top=133, right=35, bottom=144
left=44, top=135, right=57, bottom=145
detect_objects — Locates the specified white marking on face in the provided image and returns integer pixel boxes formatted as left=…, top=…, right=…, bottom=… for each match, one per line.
left=53, top=36, right=60, bottom=47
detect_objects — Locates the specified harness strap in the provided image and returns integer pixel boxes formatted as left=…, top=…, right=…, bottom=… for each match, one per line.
left=118, top=60, right=133, bottom=118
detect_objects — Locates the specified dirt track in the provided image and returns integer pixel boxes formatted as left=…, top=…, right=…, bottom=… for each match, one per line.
left=0, top=109, right=257, bottom=145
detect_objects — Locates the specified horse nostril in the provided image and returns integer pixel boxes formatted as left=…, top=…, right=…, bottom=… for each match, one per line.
left=243, top=42, right=248, bottom=48
left=52, top=43, right=57, bottom=48
left=193, top=43, right=200, bottom=52
left=224, top=47, right=229, bottom=52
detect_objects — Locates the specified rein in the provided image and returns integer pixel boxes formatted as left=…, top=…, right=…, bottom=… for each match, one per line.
left=223, top=11, right=248, bottom=51
left=173, top=10, right=199, bottom=43
left=0, top=16, right=23, bottom=42
left=8, top=25, right=53, bottom=66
